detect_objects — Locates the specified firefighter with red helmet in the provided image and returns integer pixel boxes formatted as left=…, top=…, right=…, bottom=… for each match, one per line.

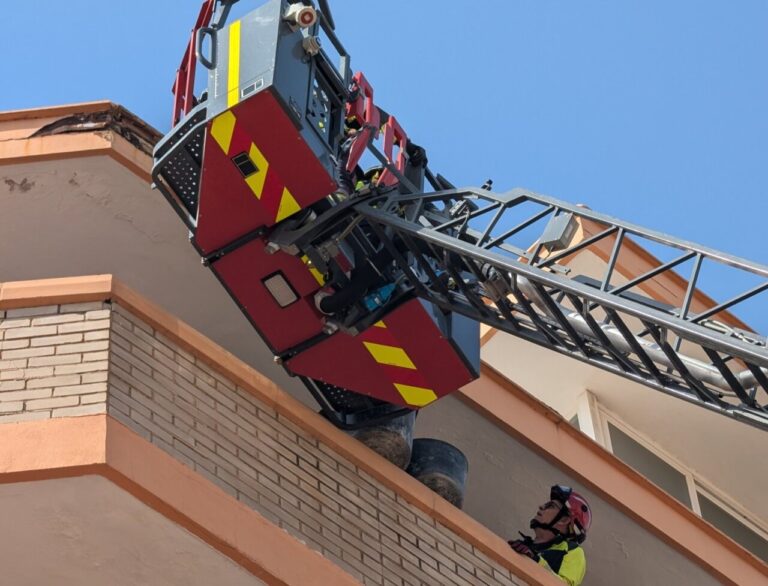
left=508, top=485, right=592, bottom=585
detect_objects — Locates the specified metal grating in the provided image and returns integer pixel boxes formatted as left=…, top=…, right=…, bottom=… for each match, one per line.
left=153, top=110, right=207, bottom=222
left=303, top=378, right=412, bottom=430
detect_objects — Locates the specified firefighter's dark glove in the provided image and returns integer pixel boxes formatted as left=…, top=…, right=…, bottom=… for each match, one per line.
left=508, top=538, right=540, bottom=562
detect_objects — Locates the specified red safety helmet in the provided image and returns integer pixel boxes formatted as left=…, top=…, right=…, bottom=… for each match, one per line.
left=550, top=485, right=592, bottom=544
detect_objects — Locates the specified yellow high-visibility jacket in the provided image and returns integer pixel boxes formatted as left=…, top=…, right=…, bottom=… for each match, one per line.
left=537, top=540, right=587, bottom=586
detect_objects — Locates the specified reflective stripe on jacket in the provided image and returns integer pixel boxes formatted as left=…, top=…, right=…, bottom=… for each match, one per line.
left=536, top=540, right=586, bottom=586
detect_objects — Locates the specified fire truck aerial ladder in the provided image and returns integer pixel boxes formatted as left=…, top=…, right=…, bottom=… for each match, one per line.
left=153, top=0, right=768, bottom=432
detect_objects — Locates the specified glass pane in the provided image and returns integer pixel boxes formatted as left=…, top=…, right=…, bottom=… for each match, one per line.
left=698, top=493, right=768, bottom=563
left=569, top=414, right=580, bottom=429
left=607, top=423, right=691, bottom=507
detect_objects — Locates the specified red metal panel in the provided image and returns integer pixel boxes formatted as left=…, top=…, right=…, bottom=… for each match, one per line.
left=285, top=299, right=476, bottom=406
left=211, top=237, right=325, bottom=354
left=285, top=328, right=405, bottom=404
left=196, top=90, right=337, bottom=254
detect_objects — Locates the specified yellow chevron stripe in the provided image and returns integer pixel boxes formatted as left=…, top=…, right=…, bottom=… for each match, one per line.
left=363, top=342, right=416, bottom=369
left=275, top=187, right=301, bottom=222
left=227, top=20, right=242, bottom=108
left=244, top=142, right=269, bottom=199
left=374, top=321, right=387, bottom=328
left=211, top=110, right=236, bottom=154
left=393, top=383, right=438, bottom=407
left=301, top=255, right=325, bottom=285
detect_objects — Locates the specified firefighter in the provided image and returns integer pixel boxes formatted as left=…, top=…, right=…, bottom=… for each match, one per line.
left=508, top=485, right=592, bottom=586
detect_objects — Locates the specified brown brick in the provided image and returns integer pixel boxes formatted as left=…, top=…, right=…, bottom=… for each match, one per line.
left=0, top=318, right=31, bottom=330
left=324, top=553, right=364, bottom=585
left=416, top=537, right=456, bottom=574
left=4, top=325, right=57, bottom=340
left=474, top=567, right=503, bottom=586
left=28, top=354, right=81, bottom=367
left=472, top=547, right=506, bottom=577
left=194, top=359, right=228, bottom=387
left=112, top=322, right=154, bottom=357
left=1, top=388, right=52, bottom=402
left=107, top=393, right=131, bottom=417
left=31, top=333, right=83, bottom=347
left=190, top=440, right=237, bottom=476
left=0, top=401, right=23, bottom=413
left=299, top=524, right=343, bottom=558
left=58, top=319, right=111, bottom=334
left=53, top=403, right=106, bottom=418
left=492, top=568, right=519, bottom=586
left=31, top=314, right=84, bottom=327
left=253, top=490, right=303, bottom=532
left=453, top=542, right=494, bottom=578
left=53, top=382, right=108, bottom=397
left=27, top=374, right=80, bottom=389
left=111, top=344, right=152, bottom=377
left=0, top=358, right=27, bottom=370
left=22, top=366, right=55, bottom=379
left=84, top=330, right=110, bottom=342
left=26, top=396, right=79, bottom=410
left=2, top=346, right=54, bottom=360
left=54, top=361, right=109, bottom=376
left=339, top=550, right=383, bottom=584
left=109, top=408, right=151, bottom=441
left=0, top=368, right=24, bottom=381
left=233, top=387, right=259, bottom=416
left=61, top=302, right=105, bottom=313
left=6, top=306, right=58, bottom=318
left=109, top=386, right=152, bottom=418
left=151, top=332, right=176, bottom=360
left=0, top=380, right=25, bottom=392
left=56, top=340, right=109, bottom=355
left=0, top=339, right=29, bottom=351
left=383, top=558, right=420, bottom=586
left=151, top=349, right=195, bottom=384
left=0, top=411, right=51, bottom=424
left=415, top=516, right=457, bottom=549
left=82, top=371, right=109, bottom=384
left=437, top=542, right=473, bottom=574
left=194, top=464, right=239, bottom=499
left=152, top=437, right=196, bottom=470
left=131, top=325, right=170, bottom=356
left=131, top=410, right=174, bottom=444
left=80, top=392, right=108, bottom=405
left=113, top=304, right=151, bottom=333
left=85, top=309, right=111, bottom=321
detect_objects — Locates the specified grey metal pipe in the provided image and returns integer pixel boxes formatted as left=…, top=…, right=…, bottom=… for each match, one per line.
left=516, top=277, right=761, bottom=397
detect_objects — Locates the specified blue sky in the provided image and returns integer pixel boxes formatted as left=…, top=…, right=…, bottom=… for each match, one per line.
left=3, top=1, right=767, bottom=326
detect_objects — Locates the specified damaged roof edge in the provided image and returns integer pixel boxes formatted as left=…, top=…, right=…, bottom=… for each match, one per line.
left=28, top=103, right=161, bottom=158
left=0, top=101, right=162, bottom=180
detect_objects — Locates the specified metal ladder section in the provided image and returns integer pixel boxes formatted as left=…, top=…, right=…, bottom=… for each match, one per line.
left=352, top=187, right=768, bottom=430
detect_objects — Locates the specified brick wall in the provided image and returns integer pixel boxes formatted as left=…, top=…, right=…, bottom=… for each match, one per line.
left=2, top=302, right=526, bottom=586
left=0, top=302, right=110, bottom=423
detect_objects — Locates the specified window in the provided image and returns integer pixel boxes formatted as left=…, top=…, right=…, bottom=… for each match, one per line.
left=607, top=422, right=691, bottom=507
left=595, top=404, right=768, bottom=561
left=697, top=491, right=768, bottom=563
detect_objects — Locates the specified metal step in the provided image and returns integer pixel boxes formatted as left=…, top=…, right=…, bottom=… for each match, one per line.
left=352, top=187, right=768, bottom=430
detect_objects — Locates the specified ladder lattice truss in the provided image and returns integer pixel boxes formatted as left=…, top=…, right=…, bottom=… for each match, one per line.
left=352, top=187, right=768, bottom=430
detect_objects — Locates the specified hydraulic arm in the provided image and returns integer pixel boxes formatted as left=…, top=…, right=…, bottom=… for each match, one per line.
left=153, top=0, right=768, bottom=431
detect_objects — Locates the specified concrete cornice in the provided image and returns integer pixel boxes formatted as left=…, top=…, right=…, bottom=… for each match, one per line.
left=2, top=275, right=766, bottom=584
left=0, top=102, right=158, bottom=182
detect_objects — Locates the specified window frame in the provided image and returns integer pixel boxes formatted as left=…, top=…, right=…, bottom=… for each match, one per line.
left=592, top=399, right=768, bottom=543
